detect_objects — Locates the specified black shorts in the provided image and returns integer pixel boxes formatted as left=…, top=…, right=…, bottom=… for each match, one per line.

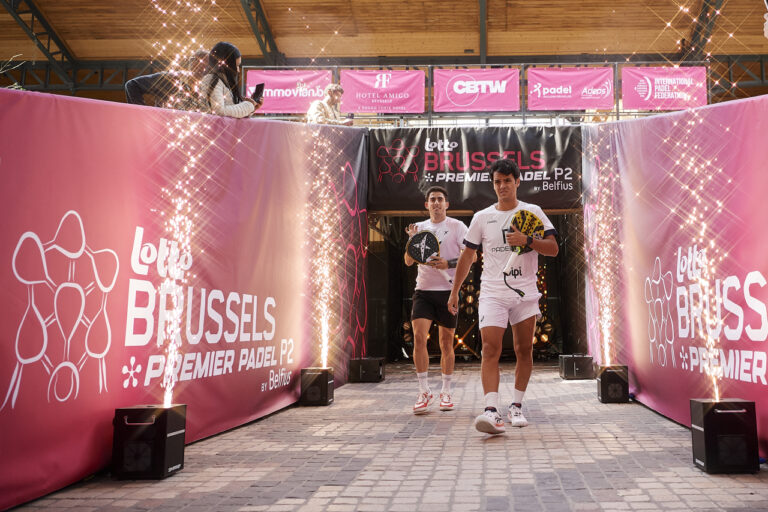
left=411, top=290, right=457, bottom=328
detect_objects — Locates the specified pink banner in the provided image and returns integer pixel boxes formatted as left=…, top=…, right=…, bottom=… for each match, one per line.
left=432, top=68, right=520, bottom=112
left=622, top=66, right=707, bottom=110
left=0, top=89, right=367, bottom=509
left=527, top=67, right=614, bottom=111
left=583, top=95, right=768, bottom=457
left=244, top=69, right=331, bottom=113
left=340, top=70, right=425, bottom=113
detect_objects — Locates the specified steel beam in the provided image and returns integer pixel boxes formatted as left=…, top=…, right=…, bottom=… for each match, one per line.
left=709, top=55, right=768, bottom=95
left=1, top=60, right=163, bottom=91
left=240, top=0, right=286, bottom=65
left=479, top=0, right=487, bottom=65
left=683, top=0, right=724, bottom=61
left=4, top=54, right=767, bottom=97
left=0, top=0, right=75, bottom=87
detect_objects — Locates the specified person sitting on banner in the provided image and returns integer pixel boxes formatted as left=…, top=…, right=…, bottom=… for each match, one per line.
left=200, top=42, right=261, bottom=119
left=124, top=49, right=208, bottom=110
left=306, top=84, right=353, bottom=125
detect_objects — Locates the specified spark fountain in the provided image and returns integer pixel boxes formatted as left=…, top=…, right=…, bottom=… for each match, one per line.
left=582, top=129, right=630, bottom=402
left=299, top=126, right=343, bottom=405
left=113, top=0, right=221, bottom=478
left=665, top=113, right=760, bottom=474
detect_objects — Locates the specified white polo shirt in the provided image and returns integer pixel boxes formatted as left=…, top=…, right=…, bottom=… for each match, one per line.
left=463, top=201, right=556, bottom=300
left=413, top=217, right=469, bottom=291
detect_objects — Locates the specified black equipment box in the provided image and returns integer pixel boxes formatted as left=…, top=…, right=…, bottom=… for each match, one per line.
left=596, top=365, right=629, bottom=403
left=559, top=354, right=594, bottom=379
left=112, top=404, right=186, bottom=479
left=301, top=367, right=334, bottom=405
left=690, top=398, right=759, bottom=474
left=348, top=358, right=385, bottom=382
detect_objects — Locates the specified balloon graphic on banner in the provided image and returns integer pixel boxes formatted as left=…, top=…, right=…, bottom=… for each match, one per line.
left=1, top=210, right=119, bottom=410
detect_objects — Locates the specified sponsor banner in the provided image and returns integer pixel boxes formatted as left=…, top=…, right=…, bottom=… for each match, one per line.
left=583, top=95, right=768, bottom=457
left=622, top=66, right=707, bottom=110
left=433, top=68, right=520, bottom=112
left=369, top=126, right=581, bottom=211
left=340, top=70, right=425, bottom=113
left=527, top=67, right=614, bottom=111
left=0, top=89, right=367, bottom=509
left=244, top=69, right=332, bottom=114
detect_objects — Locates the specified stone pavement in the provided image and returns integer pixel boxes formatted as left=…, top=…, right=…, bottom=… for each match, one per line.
left=17, top=362, right=768, bottom=512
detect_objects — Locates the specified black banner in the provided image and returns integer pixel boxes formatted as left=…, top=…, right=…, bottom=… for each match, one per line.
left=368, top=126, right=582, bottom=211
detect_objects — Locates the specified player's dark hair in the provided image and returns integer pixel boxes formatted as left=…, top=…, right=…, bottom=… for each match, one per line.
left=424, top=186, right=449, bottom=201
left=488, top=158, right=521, bottom=180
left=206, top=41, right=243, bottom=104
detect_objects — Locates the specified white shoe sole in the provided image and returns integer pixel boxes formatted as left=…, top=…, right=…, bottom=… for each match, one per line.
left=508, top=420, right=528, bottom=427
left=439, top=404, right=454, bottom=411
left=474, top=417, right=506, bottom=434
left=413, top=394, right=433, bottom=414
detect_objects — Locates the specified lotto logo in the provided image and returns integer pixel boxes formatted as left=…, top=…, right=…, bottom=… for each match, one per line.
left=2, top=211, right=119, bottom=410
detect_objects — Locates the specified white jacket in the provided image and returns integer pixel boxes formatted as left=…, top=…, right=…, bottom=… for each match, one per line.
left=201, top=74, right=254, bottom=119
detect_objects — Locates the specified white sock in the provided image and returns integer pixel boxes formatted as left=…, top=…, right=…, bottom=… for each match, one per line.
left=417, top=372, right=429, bottom=393
left=441, top=373, right=452, bottom=394
left=513, top=388, right=526, bottom=405
left=484, top=392, right=499, bottom=410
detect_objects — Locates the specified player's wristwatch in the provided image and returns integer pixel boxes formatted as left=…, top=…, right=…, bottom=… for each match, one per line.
left=525, top=236, right=534, bottom=247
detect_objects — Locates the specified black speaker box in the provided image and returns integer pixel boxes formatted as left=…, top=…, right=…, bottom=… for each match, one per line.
left=597, top=365, right=629, bottom=403
left=559, top=354, right=594, bottom=379
left=690, top=398, right=759, bottom=474
left=348, top=358, right=385, bottom=382
left=301, top=367, right=334, bottom=405
left=112, top=404, right=186, bottom=479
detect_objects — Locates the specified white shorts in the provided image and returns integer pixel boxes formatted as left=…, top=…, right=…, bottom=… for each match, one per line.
left=478, top=296, right=541, bottom=329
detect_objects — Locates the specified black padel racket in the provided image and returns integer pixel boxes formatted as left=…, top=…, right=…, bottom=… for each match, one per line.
left=406, top=230, right=452, bottom=284
left=502, top=210, right=545, bottom=296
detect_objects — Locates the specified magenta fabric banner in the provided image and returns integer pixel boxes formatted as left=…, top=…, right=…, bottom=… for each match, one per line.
left=244, top=69, right=332, bottom=113
left=527, top=67, right=614, bottom=111
left=0, top=89, right=367, bottom=509
left=583, top=95, right=768, bottom=457
left=340, top=69, right=425, bottom=113
left=432, top=68, right=520, bottom=112
left=622, top=66, right=707, bottom=110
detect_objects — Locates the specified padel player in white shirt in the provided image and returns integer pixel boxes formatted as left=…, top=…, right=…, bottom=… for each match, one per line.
left=404, top=186, right=472, bottom=414
left=448, top=159, right=558, bottom=434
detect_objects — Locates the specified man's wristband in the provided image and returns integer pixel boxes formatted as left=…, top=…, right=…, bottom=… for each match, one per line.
left=526, top=236, right=533, bottom=247
left=447, top=258, right=458, bottom=269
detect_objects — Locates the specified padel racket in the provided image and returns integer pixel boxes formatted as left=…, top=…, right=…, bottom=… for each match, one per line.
left=406, top=230, right=453, bottom=284
left=502, top=210, right=545, bottom=297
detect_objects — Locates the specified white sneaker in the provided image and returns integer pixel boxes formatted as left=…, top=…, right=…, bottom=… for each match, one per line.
left=507, top=403, right=529, bottom=427
left=413, top=391, right=433, bottom=414
left=474, top=408, right=506, bottom=434
left=439, top=392, right=455, bottom=411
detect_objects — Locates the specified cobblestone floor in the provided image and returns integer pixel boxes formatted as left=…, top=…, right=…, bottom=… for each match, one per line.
left=17, top=362, right=768, bottom=511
